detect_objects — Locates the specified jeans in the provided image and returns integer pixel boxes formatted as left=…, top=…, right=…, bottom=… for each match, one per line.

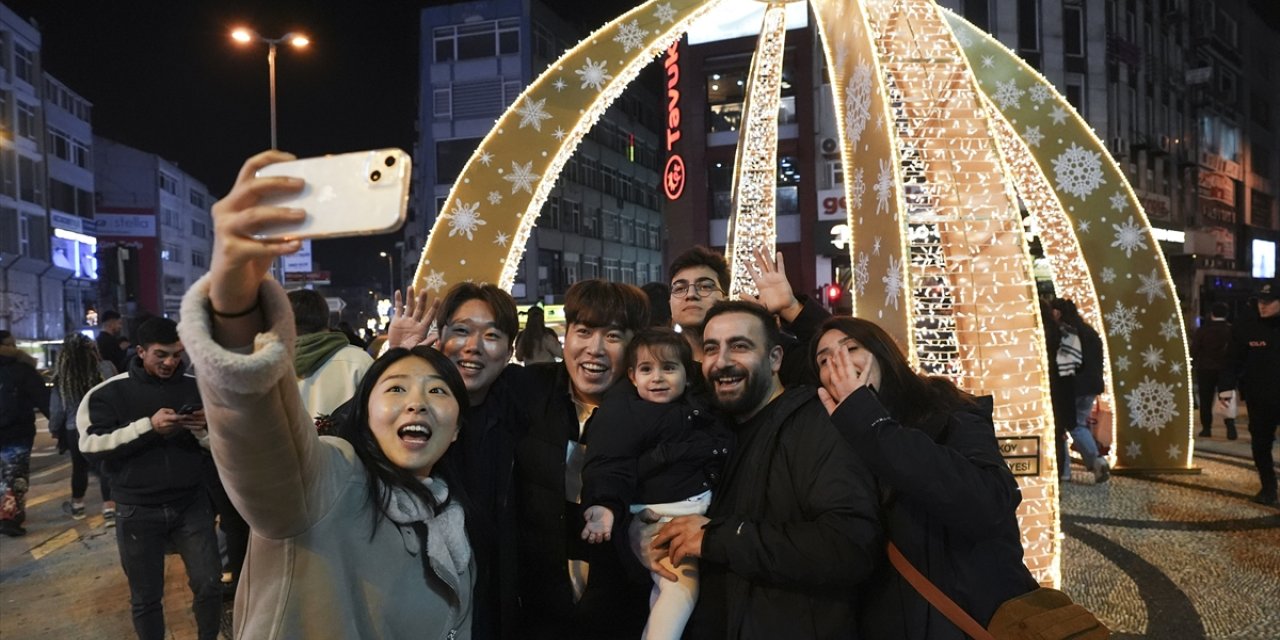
left=1059, top=395, right=1100, bottom=478
left=0, top=443, right=32, bottom=522
left=114, top=493, right=223, bottom=640
left=66, top=430, right=110, bottom=502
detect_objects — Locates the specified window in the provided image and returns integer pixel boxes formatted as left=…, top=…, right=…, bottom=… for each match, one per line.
left=433, top=18, right=520, bottom=63
left=191, top=251, right=207, bottom=268
left=604, top=211, right=619, bottom=240
left=582, top=255, right=600, bottom=280
left=16, top=101, right=36, bottom=140
left=827, top=161, right=844, bottom=187
left=707, top=60, right=797, bottom=134
left=73, top=141, right=90, bottom=168
left=162, top=207, right=182, bottom=230
left=963, top=0, right=990, bottom=31
left=18, top=156, right=42, bottom=205
left=603, top=258, right=620, bottom=282
left=533, top=24, right=557, bottom=62
left=18, top=212, right=31, bottom=256
left=433, top=88, right=451, bottom=118
left=435, top=138, right=482, bottom=184
left=1063, top=5, right=1084, bottom=57
left=192, top=220, right=208, bottom=239
left=14, top=44, right=33, bottom=83
left=1018, top=0, right=1040, bottom=52
left=159, top=172, right=178, bottom=195
left=161, top=244, right=182, bottom=262
left=48, top=128, right=72, bottom=161
left=544, top=196, right=562, bottom=229
left=1065, top=75, right=1085, bottom=116
left=564, top=199, right=581, bottom=234
left=189, top=190, right=206, bottom=208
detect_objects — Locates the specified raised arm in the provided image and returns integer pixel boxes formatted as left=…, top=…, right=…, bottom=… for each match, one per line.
left=178, top=150, right=351, bottom=539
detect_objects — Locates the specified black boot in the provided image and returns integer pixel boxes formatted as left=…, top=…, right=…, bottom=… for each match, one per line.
left=0, top=520, right=27, bottom=537
left=1199, top=427, right=1212, bottom=437
left=1226, top=419, right=1238, bottom=440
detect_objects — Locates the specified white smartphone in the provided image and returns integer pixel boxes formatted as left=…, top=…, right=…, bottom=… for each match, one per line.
left=253, top=149, right=411, bottom=240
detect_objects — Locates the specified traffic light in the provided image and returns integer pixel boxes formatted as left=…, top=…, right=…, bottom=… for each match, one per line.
left=826, top=282, right=843, bottom=303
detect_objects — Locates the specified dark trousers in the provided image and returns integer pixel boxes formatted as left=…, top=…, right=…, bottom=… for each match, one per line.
left=65, top=431, right=110, bottom=501
left=206, top=476, right=248, bottom=582
left=1248, top=400, right=1279, bottom=496
left=114, top=493, right=223, bottom=640
left=1195, top=369, right=1234, bottom=432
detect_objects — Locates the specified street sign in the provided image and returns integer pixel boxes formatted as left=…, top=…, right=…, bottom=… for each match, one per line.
left=326, top=297, right=346, bottom=313
left=283, top=270, right=331, bottom=285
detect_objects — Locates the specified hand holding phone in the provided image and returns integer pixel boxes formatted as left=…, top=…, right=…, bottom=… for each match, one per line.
left=253, top=149, right=411, bottom=240
left=177, top=403, right=202, bottom=415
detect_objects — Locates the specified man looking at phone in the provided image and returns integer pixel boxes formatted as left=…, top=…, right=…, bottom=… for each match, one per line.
left=78, top=317, right=223, bottom=640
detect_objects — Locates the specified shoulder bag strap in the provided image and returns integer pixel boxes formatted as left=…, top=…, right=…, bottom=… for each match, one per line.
left=887, top=542, right=995, bottom=640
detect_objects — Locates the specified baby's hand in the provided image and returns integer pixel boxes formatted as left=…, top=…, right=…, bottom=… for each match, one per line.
left=581, top=506, right=615, bottom=544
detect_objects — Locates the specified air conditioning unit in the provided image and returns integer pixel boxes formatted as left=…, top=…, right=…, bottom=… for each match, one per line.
left=820, top=137, right=840, bottom=156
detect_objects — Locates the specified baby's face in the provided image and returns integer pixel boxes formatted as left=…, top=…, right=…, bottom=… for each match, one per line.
left=629, top=346, right=687, bottom=404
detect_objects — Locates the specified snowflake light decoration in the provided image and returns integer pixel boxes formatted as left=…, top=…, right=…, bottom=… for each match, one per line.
left=1109, top=191, right=1128, bottom=212
left=992, top=78, right=1024, bottom=110
left=1105, top=301, right=1143, bottom=342
left=576, top=58, right=612, bottom=91
left=613, top=20, right=650, bottom=53
left=516, top=97, right=552, bottom=131
left=1100, top=267, right=1116, bottom=284
left=851, top=166, right=866, bottom=208
left=1137, top=269, right=1168, bottom=304
left=1125, top=377, right=1178, bottom=433
left=845, top=60, right=873, bottom=147
left=1111, top=216, right=1150, bottom=258
left=1140, top=345, right=1164, bottom=371
left=1052, top=143, right=1106, bottom=199
left=854, top=252, right=870, bottom=295
left=1159, top=318, right=1180, bottom=341
left=1022, top=125, right=1044, bottom=148
left=503, top=160, right=539, bottom=194
left=446, top=201, right=486, bottom=240
left=1028, top=84, right=1050, bottom=105
left=874, top=158, right=893, bottom=215
left=423, top=269, right=448, bottom=293
left=883, top=254, right=902, bottom=309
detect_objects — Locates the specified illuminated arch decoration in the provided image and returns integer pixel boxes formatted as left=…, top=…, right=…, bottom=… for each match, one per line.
left=415, top=0, right=1193, bottom=586
left=940, top=9, right=1193, bottom=477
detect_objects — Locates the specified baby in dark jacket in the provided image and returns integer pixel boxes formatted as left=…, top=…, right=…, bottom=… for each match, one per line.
left=581, top=327, right=730, bottom=640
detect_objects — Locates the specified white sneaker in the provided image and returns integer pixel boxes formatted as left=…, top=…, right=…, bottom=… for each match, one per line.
left=1093, top=458, right=1111, bottom=483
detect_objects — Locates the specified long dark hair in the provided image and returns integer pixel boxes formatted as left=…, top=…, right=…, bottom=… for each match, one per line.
left=515, top=305, right=550, bottom=362
left=56, top=333, right=104, bottom=402
left=812, top=317, right=976, bottom=429
left=337, top=346, right=472, bottom=535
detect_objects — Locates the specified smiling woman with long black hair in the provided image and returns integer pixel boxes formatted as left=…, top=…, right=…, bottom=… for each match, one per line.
left=178, top=150, right=474, bottom=639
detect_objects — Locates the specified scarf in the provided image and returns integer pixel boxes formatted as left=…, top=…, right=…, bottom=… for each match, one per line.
left=384, top=476, right=471, bottom=580
left=294, top=332, right=352, bottom=378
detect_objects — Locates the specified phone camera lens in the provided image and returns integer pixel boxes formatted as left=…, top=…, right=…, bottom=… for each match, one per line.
left=370, top=170, right=382, bottom=182
left=384, top=156, right=397, bottom=167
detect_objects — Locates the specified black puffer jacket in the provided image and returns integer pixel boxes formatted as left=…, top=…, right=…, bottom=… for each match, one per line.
left=689, top=386, right=881, bottom=639
left=0, top=347, right=48, bottom=448
left=830, top=387, right=1038, bottom=639
left=511, top=363, right=649, bottom=640
left=79, top=359, right=207, bottom=506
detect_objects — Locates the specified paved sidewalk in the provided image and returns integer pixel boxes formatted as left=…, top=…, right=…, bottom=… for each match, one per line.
left=1059, top=408, right=1280, bottom=639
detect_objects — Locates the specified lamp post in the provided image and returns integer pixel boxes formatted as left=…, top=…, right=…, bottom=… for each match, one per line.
left=379, top=251, right=395, bottom=297
left=231, top=28, right=310, bottom=149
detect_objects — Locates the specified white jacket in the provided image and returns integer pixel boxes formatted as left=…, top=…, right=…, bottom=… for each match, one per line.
left=297, top=344, right=372, bottom=418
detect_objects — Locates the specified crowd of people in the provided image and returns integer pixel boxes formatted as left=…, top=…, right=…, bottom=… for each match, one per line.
left=3, top=148, right=1275, bottom=639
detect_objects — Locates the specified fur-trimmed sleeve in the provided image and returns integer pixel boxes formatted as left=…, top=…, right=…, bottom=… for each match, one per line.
left=179, top=275, right=355, bottom=539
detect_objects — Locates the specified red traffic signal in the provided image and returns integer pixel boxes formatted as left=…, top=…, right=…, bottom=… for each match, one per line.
left=826, top=283, right=843, bottom=302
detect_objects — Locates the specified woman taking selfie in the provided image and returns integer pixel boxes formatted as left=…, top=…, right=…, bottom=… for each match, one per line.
left=178, top=150, right=473, bottom=639
left=812, top=316, right=1037, bottom=639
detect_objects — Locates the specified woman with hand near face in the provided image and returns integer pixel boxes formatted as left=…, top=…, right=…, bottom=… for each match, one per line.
left=812, top=317, right=1037, bottom=640
left=177, top=150, right=474, bottom=639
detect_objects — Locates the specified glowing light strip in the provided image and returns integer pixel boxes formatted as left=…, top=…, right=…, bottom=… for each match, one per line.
left=864, top=0, right=1059, bottom=586
left=725, top=2, right=787, bottom=299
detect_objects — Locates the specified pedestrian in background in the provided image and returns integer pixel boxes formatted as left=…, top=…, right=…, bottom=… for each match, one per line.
left=96, top=310, right=129, bottom=373
left=1219, top=280, right=1280, bottom=506
left=0, top=329, right=50, bottom=537
left=289, top=288, right=374, bottom=420
left=79, top=317, right=222, bottom=640
left=514, top=304, right=562, bottom=364
left=49, top=333, right=115, bottom=521
left=1191, top=301, right=1236, bottom=439
left=1051, top=298, right=1110, bottom=483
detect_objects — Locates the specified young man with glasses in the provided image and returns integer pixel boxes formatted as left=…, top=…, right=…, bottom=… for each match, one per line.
left=667, top=245, right=829, bottom=386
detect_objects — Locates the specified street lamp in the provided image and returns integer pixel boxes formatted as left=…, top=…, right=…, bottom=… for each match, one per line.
left=231, top=27, right=310, bottom=149
left=379, top=251, right=394, bottom=297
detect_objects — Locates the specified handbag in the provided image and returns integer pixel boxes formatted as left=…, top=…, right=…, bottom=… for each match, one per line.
left=1087, top=398, right=1113, bottom=456
left=887, top=542, right=1109, bottom=640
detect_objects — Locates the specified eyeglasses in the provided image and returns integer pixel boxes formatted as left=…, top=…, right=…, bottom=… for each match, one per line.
left=671, top=279, right=723, bottom=299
